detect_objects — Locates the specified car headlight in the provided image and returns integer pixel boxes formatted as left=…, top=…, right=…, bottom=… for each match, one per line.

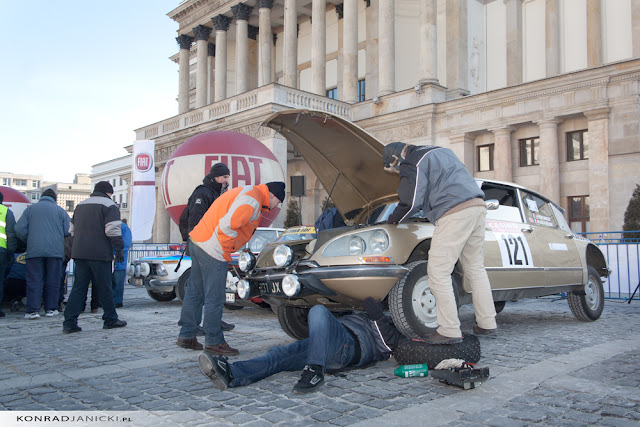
left=139, top=262, right=150, bottom=277
left=282, top=275, right=301, bottom=297
left=238, top=251, right=256, bottom=272
left=156, top=264, right=167, bottom=276
left=273, top=245, right=293, bottom=267
left=370, top=230, right=389, bottom=253
left=226, top=272, right=239, bottom=291
left=349, top=236, right=365, bottom=255
left=237, top=279, right=250, bottom=299
left=133, top=264, right=140, bottom=277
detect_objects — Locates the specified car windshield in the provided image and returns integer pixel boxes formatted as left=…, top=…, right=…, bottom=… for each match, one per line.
left=370, top=203, right=428, bottom=223
left=241, top=230, right=282, bottom=253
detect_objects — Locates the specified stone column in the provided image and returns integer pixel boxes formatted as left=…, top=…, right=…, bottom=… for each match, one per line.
left=258, top=0, right=274, bottom=86
left=365, top=0, right=378, bottom=99
left=378, top=0, right=395, bottom=96
left=505, top=0, right=523, bottom=86
left=208, top=43, right=216, bottom=104
left=283, top=0, right=298, bottom=87
left=537, top=120, right=561, bottom=204
left=232, top=3, right=253, bottom=94
left=193, top=25, right=213, bottom=109
left=633, top=0, right=640, bottom=58
left=312, top=0, right=327, bottom=95
left=546, top=0, right=560, bottom=77
left=449, top=133, right=475, bottom=173
left=419, top=0, right=438, bottom=84
left=446, top=0, right=468, bottom=94
left=343, top=0, right=359, bottom=102
left=212, top=15, right=231, bottom=102
left=336, top=4, right=345, bottom=98
left=585, top=108, right=610, bottom=233
left=587, top=0, right=602, bottom=67
left=491, top=127, right=514, bottom=182
left=176, top=35, right=194, bottom=114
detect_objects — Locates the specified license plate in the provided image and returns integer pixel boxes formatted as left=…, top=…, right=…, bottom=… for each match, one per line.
left=132, top=278, right=144, bottom=287
left=258, top=281, right=283, bottom=295
left=225, top=293, right=235, bottom=303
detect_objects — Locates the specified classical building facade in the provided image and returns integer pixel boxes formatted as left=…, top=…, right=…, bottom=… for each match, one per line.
left=135, top=0, right=640, bottom=242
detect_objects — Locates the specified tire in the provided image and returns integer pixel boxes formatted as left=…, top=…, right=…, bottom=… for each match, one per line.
left=146, top=289, right=176, bottom=302
left=389, top=260, right=459, bottom=339
left=276, top=306, right=310, bottom=340
left=394, top=334, right=481, bottom=369
left=224, top=304, right=245, bottom=310
left=568, top=266, right=605, bottom=321
left=494, top=301, right=506, bottom=314
left=176, top=268, right=190, bottom=302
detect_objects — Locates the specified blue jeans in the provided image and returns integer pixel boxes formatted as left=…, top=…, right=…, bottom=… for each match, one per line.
left=63, top=259, right=118, bottom=328
left=111, top=269, right=126, bottom=305
left=229, top=305, right=356, bottom=387
left=178, top=241, right=227, bottom=346
left=25, top=257, right=62, bottom=313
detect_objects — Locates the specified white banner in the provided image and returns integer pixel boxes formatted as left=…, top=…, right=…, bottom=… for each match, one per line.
left=130, top=140, right=155, bottom=242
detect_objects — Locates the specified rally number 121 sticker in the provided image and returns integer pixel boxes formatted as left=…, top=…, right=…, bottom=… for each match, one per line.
left=487, top=221, right=534, bottom=268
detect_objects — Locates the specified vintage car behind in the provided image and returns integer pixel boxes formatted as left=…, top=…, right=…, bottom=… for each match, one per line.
left=235, top=110, right=610, bottom=340
left=130, top=227, right=283, bottom=303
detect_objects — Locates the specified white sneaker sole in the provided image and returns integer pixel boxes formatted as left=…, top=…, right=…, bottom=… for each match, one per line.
left=198, top=353, right=228, bottom=391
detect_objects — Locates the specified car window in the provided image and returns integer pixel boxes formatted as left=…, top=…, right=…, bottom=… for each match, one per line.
left=520, top=191, right=558, bottom=228
left=374, top=203, right=427, bottom=223
left=481, top=183, right=523, bottom=223
left=243, top=230, right=280, bottom=253
left=551, top=204, right=572, bottom=233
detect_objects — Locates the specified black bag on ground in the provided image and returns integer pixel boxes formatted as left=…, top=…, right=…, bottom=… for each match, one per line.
left=394, top=334, right=481, bottom=369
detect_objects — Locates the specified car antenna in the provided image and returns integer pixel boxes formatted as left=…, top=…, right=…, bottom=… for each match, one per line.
left=321, top=172, right=342, bottom=213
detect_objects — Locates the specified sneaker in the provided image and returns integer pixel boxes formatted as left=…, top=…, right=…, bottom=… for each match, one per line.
left=24, top=312, right=40, bottom=320
left=177, top=337, right=203, bottom=350
left=473, top=325, right=497, bottom=336
left=45, top=310, right=59, bottom=317
left=425, top=331, right=463, bottom=345
left=204, top=342, right=239, bottom=356
left=63, top=326, right=82, bottom=334
left=293, top=364, right=325, bottom=395
left=198, top=353, right=232, bottom=390
left=221, top=320, right=235, bottom=332
left=103, top=319, right=127, bottom=329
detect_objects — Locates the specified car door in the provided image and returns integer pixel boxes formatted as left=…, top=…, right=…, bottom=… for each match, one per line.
left=519, top=190, right=583, bottom=286
left=481, top=183, right=545, bottom=290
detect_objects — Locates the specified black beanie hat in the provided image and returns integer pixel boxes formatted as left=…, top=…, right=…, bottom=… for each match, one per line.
left=210, top=162, right=230, bottom=177
left=42, top=189, right=57, bottom=201
left=94, top=181, right=114, bottom=195
left=266, top=181, right=286, bottom=203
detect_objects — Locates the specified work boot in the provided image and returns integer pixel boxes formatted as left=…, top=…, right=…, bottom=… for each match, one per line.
left=204, top=342, right=239, bottom=356
left=176, top=337, right=203, bottom=350
left=198, top=353, right=232, bottom=391
left=62, top=326, right=82, bottom=334
left=221, top=320, right=235, bottom=331
left=425, top=331, right=463, bottom=345
left=103, top=319, right=127, bottom=329
left=293, top=365, right=325, bottom=395
left=473, top=325, right=497, bottom=336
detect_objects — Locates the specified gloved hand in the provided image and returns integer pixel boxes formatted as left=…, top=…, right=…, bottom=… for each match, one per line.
left=363, top=297, right=384, bottom=321
left=115, top=250, right=124, bottom=264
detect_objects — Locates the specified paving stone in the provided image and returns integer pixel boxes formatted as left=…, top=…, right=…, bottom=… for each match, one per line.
left=310, top=410, right=341, bottom=422
left=260, top=409, right=298, bottom=423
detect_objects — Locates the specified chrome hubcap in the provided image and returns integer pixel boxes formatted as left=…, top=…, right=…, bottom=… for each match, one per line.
left=584, top=276, right=600, bottom=310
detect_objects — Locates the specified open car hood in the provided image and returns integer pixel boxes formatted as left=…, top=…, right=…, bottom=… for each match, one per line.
left=261, top=109, right=400, bottom=222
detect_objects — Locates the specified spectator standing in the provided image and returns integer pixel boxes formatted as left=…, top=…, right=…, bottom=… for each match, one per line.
left=179, top=162, right=233, bottom=332
left=62, top=181, right=126, bottom=333
left=15, top=189, right=70, bottom=319
left=177, top=182, right=286, bottom=356
left=0, top=191, right=18, bottom=318
left=112, top=218, right=132, bottom=308
left=382, top=142, right=497, bottom=344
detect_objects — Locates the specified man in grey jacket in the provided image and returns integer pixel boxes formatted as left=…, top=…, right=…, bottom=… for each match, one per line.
left=383, top=142, right=497, bottom=344
left=15, top=189, right=70, bottom=319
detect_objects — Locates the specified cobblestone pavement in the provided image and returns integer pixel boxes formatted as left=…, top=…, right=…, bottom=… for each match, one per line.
left=0, top=286, right=639, bottom=426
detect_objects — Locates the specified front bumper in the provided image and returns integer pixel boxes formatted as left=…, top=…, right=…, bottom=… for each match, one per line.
left=131, top=276, right=177, bottom=292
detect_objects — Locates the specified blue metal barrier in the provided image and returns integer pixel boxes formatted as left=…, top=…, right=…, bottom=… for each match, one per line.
left=577, top=231, right=640, bottom=301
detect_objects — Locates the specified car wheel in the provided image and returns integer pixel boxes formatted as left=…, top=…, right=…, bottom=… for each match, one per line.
left=146, top=289, right=177, bottom=302
left=224, top=304, right=245, bottom=310
left=567, top=266, right=605, bottom=321
left=390, top=260, right=453, bottom=339
left=494, top=301, right=506, bottom=314
left=176, top=268, right=190, bottom=302
left=394, top=334, right=481, bottom=369
left=276, top=306, right=310, bottom=340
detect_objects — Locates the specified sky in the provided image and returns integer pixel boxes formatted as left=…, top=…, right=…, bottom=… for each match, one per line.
left=0, top=0, right=181, bottom=183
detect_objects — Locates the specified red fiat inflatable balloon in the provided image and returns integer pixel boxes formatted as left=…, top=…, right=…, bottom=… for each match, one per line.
left=161, top=131, right=285, bottom=227
left=0, top=186, right=31, bottom=222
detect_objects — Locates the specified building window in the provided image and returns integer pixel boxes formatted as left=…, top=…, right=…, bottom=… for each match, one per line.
left=568, top=196, right=590, bottom=233
left=290, top=176, right=306, bottom=197
left=567, top=130, right=589, bottom=161
left=357, top=79, right=366, bottom=102
left=120, top=178, right=124, bottom=186
left=32, top=180, right=39, bottom=188
left=31, top=193, right=39, bottom=201
left=519, top=137, right=539, bottom=167
left=66, top=200, right=75, bottom=212
left=2, top=178, right=10, bottom=186
left=326, top=88, right=337, bottom=100
left=15, top=179, right=27, bottom=186
left=477, top=144, right=494, bottom=172
left=113, top=178, right=117, bottom=187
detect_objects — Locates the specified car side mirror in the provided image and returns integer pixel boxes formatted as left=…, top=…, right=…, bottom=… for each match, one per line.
left=485, top=199, right=499, bottom=210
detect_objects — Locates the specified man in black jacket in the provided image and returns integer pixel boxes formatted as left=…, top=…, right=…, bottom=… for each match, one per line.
left=178, top=163, right=234, bottom=335
left=198, top=298, right=399, bottom=395
left=62, top=181, right=126, bottom=333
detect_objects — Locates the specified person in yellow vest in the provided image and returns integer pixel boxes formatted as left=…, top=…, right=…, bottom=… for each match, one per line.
left=0, top=190, right=18, bottom=318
